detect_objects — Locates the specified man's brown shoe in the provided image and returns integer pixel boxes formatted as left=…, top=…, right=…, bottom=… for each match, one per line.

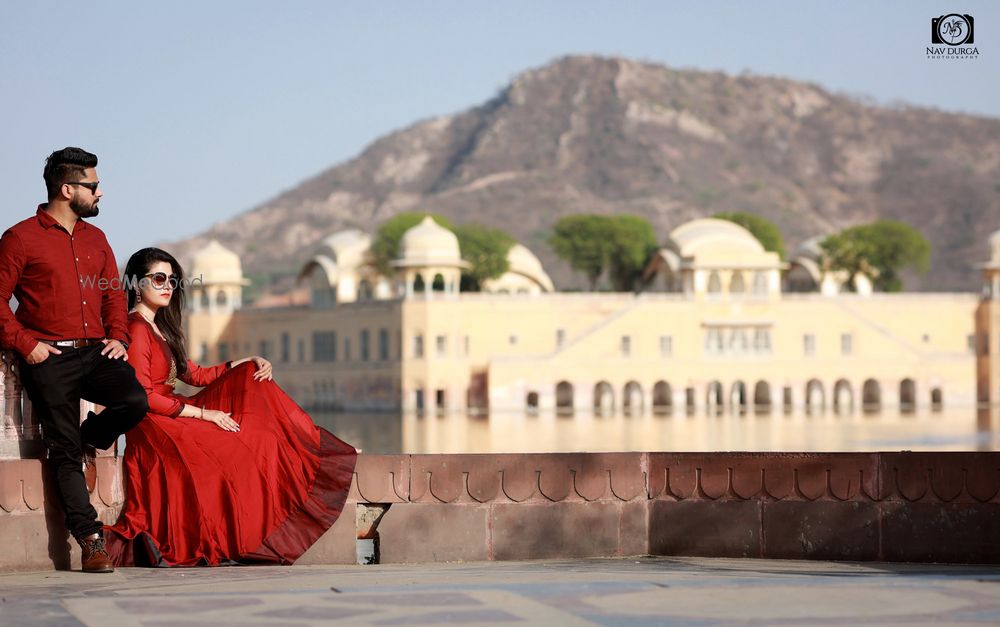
left=78, top=534, right=114, bottom=573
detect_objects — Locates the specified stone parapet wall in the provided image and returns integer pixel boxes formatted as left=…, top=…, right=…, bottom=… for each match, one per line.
left=316, top=452, right=1000, bottom=565
left=6, top=451, right=995, bottom=571
left=0, top=457, right=122, bottom=571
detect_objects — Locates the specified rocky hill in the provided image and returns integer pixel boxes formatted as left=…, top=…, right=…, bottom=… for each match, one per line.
left=163, top=55, right=1000, bottom=295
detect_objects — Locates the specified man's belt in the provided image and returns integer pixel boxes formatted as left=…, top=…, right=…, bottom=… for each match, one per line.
left=39, top=338, right=104, bottom=349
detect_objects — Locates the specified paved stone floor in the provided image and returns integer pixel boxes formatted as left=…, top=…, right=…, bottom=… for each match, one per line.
left=1, top=557, right=999, bottom=626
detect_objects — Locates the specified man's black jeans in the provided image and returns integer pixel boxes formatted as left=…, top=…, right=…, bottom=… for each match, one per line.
left=17, top=344, right=147, bottom=539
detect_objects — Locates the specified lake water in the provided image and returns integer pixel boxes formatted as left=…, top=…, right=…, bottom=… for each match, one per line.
left=312, top=407, right=1000, bottom=454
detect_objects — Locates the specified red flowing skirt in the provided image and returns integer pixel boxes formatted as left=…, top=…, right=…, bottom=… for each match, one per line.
left=105, top=362, right=357, bottom=566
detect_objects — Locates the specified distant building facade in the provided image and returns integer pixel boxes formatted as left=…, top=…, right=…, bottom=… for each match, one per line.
left=184, top=218, right=1000, bottom=414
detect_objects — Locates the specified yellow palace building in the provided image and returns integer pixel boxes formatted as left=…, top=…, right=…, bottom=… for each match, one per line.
left=183, top=218, right=1000, bottom=415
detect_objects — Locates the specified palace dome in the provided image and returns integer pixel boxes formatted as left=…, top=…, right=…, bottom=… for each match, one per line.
left=506, top=244, right=555, bottom=292
left=190, top=239, right=246, bottom=285
left=318, top=229, right=371, bottom=268
left=394, top=216, right=468, bottom=268
left=668, top=218, right=765, bottom=258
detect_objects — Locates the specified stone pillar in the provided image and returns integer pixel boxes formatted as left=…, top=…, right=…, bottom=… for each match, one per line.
left=915, top=378, right=932, bottom=411
left=538, top=385, right=555, bottom=413
left=691, top=381, right=707, bottom=414
left=884, top=378, right=901, bottom=409
left=671, top=386, right=686, bottom=412
left=768, top=270, right=781, bottom=299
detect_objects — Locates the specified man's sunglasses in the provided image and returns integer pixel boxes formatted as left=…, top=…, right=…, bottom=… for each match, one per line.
left=144, top=272, right=180, bottom=289
left=67, top=181, right=100, bottom=193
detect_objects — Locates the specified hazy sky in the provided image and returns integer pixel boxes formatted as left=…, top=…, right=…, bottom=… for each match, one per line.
left=2, top=1, right=997, bottom=261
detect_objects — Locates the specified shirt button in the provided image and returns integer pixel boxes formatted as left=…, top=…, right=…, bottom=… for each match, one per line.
left=82, top=300, right=87, bottom=305
left=84, top=323, right=88, bottom=327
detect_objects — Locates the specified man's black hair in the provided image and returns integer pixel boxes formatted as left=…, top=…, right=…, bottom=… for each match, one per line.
left=43, top=147, right=98, bottom=200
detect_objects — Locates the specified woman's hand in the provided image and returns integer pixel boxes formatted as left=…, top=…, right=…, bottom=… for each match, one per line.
left=249, top=356, right=272, bottom=381
left=200, top=408, right=240, bottom=433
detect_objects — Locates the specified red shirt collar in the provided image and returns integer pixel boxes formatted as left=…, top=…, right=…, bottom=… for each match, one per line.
left=35, top=204, right=88, bottom=231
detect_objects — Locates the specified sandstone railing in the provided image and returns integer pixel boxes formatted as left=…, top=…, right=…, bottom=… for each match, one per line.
left=0, top=351, right=42, bottom=459
left=2, top=347, right=998, bottom=571
left=302, top=452, right=1000, bottom=565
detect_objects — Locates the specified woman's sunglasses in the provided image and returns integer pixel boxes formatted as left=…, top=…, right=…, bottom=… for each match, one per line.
left=143, top=272, right=180, bottom=289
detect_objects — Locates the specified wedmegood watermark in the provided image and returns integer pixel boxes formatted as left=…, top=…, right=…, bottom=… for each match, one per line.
left=79, top=274, right=204, bottom=290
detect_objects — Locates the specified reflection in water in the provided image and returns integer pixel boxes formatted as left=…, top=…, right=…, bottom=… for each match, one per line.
left=311, top=412, right=403, bottom=455
left=309, top=406, right=1000, bottom=454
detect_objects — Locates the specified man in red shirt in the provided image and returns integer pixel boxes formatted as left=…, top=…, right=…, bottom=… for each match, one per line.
left=0, top=147, right=148, bottom=573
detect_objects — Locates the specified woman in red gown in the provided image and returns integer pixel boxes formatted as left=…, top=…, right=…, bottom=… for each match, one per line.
left=105, top=247, right=357, bottom=566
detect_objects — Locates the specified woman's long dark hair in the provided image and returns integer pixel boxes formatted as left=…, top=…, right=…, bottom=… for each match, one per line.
left=124, top=247, right=189, bottom=375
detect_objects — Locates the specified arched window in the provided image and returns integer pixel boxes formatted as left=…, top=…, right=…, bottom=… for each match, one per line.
left=526, top=391, right=540, bottom=413
left=216, top=290, right=228, bottom=307
left=556, top=381, right=574, bottom=415
left=834, top=379, right=853, bottom=413
left=805, top=379, right=825, bottom=413
left=900, top=378, right=917, bottom=412
left=753, top=381, right=771, bottom=409
left=707, top=271, right=722, bottom=294
left=729, top=328, right=749, bottom=353
left=862, top=379, right=881, bottom=411
left=662, top=266, right=680, bottom=292
left=413, top=274, right=426, bottom=293
left=753, top=271, right=768, bottom=296
left=730, top=272, right=745, bottom=297
left=930, top=387, right=943, bottom=410
left=200, top=290, right=210, bottom=310
left=432, top=273, right=446, bottom=292
left=593, top=381, right=615, bottom=415
left=623, top=381, right=643, bottom=415
left=705, top=328, right=724, bottom=354
left=753, top=328, right=772, bottom=353
left=653, top=381, right=672, bottom=414
left=310, top=269, right=334, bottom=309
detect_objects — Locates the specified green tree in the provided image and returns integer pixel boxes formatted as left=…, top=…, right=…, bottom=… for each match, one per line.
left=713, top=211, right=787, bottom=259
left=454, top=224, right=515, bottom=291
left=548, top=214, right=659, bottom=291
left=370, top=212, right=454, bottom=275
left=606, top=215, right=659, bottom=292
left=819, top=220, right=931, bottom=292
left=548, top=215, right=613, bottom=290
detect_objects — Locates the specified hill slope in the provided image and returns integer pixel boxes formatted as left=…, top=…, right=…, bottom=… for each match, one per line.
left=164, top=55, right=1000, bottom=295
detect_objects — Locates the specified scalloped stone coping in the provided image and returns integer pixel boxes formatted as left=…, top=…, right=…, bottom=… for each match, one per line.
left=2, top=452, right=998, bottom=571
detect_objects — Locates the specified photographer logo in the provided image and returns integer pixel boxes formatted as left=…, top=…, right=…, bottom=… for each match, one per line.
left=933, top=14, right=973, bottom=45
left=927, top=14, right=978, bottom=59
